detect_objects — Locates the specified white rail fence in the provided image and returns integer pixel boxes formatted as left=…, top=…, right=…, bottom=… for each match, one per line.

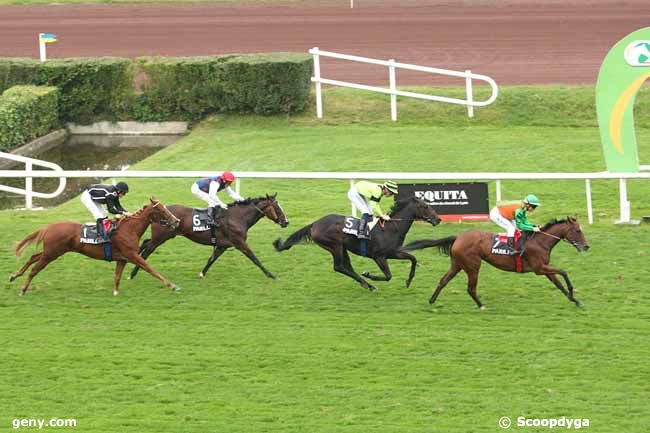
left=309, top=47, right=499, bottom=121
left=2, top=165, right=649, bottom=224
left=0, top=152, right=66, bottom=209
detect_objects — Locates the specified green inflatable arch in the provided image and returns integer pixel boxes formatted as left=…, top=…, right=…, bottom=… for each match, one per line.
left=597, top=27, right=650, bottom=173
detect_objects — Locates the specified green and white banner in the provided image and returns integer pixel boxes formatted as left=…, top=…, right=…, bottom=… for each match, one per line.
left=596, top=27, right=650, bottom=173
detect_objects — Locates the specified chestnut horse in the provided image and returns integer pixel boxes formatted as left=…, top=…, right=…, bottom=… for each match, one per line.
left=403, top=217, right=589, bottom=308
left=10, top=197, right=180, bottom=296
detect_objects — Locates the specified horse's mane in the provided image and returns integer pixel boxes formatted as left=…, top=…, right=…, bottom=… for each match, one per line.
left=540, top=218, right=570, bottom=231
left=227, top=196, right=268, bottom=207
left=389, top=197, right=419, bottom=216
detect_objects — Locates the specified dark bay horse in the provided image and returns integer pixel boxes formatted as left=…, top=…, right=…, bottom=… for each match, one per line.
left=10, top=198, right=181, bottom=296
left=273, top=197, right=441, bottom=291
left=403, top=217, right=590, bottom=308
left=129, top=194, right=289, bottom=280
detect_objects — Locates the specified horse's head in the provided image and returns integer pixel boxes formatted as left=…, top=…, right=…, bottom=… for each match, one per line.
left=413, top=198, right=442, bottom=226
left=563, top=216, right=589, bottom=252
left=149, top=197, right=180, bottom=230
left=257, top=193, right=289, bottom=228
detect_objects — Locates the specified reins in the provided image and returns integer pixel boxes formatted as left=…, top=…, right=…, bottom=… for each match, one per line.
left=538, top=230, right=579, bottom=248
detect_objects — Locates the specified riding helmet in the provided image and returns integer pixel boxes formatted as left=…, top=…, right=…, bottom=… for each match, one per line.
left=115, top=181, right=129, bottom=193
left=523, top=194, right=540, bottom=207
left=383, top=180, right=399, bottom=195
left=222, top=171, right=236, bottom=182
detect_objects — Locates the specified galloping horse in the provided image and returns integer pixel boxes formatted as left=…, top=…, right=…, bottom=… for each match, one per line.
left=273, top=197, right=441, bottom=291
left=10, top=197, right=181, bottom=296
left=403, top=217, right=590, bottom=308
left=129, top=194, right=289, bottom=280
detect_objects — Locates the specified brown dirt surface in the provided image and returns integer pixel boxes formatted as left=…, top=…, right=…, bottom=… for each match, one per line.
left=0, top=0, right=649, bottom=85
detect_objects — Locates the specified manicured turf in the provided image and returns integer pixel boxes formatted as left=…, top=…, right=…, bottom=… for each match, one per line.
left=1, top=88, right=649, bottom=432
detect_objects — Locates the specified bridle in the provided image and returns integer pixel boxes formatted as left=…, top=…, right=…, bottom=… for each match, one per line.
left=538, top=229, right=581, bottom=249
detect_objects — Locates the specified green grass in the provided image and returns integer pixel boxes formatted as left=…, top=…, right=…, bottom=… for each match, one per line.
left=1, top=87, right=650, bottom=432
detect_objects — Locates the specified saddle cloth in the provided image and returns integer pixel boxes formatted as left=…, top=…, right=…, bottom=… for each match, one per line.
left=80, top=219, right=115, bottom=244
left=342, top=217, right=380, bottom=237
left=490, top=230, right=522, bottom=256
left=192, top=208, right=212, bottom=232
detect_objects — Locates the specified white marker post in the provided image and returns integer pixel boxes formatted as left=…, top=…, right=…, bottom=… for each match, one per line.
left=38, top=33, right=57, bottom=62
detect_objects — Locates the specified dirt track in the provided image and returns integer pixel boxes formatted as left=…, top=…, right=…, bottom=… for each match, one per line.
left=0, top=0, right=649, bottom=85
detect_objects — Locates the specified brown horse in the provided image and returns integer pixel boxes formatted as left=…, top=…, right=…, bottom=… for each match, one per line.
left=10, top=197, right=181, bottom=296
left=403, top=217, right=590, bottom=308
left=129, top=194, right=289, bottom=280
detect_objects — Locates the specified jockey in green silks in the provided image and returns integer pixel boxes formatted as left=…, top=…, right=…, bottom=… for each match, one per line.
left=347, top=180, right=399, bottom=256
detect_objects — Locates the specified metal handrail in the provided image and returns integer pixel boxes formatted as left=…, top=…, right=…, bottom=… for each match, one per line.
left=0, top=151, right=66, bottom=208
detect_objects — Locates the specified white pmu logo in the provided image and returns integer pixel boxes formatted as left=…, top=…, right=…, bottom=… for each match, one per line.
left=415, top=190, right=468, bottom=201
left=624, top=40, right=650, bottom=66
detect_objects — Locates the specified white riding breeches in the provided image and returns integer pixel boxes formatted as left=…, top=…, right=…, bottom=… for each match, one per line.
left=490, top=207, right=516, bottom=236
left=348, top=187, right=373, bottom=215
left=81, top=190, right=108, bottom=219
left=191, top=182, right=219, bottom=207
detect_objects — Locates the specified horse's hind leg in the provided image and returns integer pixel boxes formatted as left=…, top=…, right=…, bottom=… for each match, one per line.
left=10, top=252, right=42, bottom=282
left=466, top=269, right=484, bottom=309
left=200, top=246, right=227, bottom=279
left=20, top=256, right=54, bottom=296
left=337, top=248, right=376, bottom=291
left=430, top=259, right=461, bottom=305
left=113, top=260, right=127, bottom=296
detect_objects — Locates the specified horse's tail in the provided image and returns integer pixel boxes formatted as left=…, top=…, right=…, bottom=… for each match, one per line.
left=273, top=223, right=313, bottom=252
left=15, top=227, right=47, bottom=258
left=402, top=236, right=456, bottom=256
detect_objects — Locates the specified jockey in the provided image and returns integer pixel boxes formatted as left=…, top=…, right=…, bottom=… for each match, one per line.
left=80, top=182, right=130, bottom=240
left=191, top=171, right=244, bottom=242
left=489, top=194, right=541, bottom=253
left=347, top=180, right=399, bottom=255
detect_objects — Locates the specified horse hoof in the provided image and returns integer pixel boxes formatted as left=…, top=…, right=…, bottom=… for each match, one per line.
left=405, top=279, right=412, bottom=288
left=198, top=272, right=204, bottom=279
left=113, top=291, right=119, bottom=296
left=480, top=305, right=486, bottom=310
left=269, top=274, right=279, bottom=280
left=18, top=291, right=25, bottom=297
left=8, top=275, right=15, bottom=283
left=368, top=285, right=377, bottom=292
left=361, top=271, right=370, bottom=277
left=173, top=286, right=181, bottom=292
left=575, top=300, right=584, bottom=308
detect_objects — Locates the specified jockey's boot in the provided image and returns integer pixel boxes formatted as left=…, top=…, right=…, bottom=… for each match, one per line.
left=208, top=206, right=218, bottom=244
left=96, top=218, right=107, bottom=241
left=357, top=214, right=372, bottom=240
left=507, top=236, right=519, bottom=254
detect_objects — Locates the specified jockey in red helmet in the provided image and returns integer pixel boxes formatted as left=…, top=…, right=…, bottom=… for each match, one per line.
left=191, top=170, right=244, bottom=242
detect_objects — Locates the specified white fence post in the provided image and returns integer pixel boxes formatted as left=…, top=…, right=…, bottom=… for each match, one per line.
left=350, top=179, right=356, bottom=217
left=312, top=48, right=323, bottom=119
left=585, top=179, right=593, bottom=225
left=389, top=59, right=397, bottom=121
left=465, top=70, right=474, bottom=118
left=25, top=160, right=33, bottom=209
left=495, top=179, right=501, bottom=203
left=235, top=177, right=241, bottom=196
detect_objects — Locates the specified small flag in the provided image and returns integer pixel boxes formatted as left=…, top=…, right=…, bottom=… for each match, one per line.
left=39, top=33, right=57, bottom=43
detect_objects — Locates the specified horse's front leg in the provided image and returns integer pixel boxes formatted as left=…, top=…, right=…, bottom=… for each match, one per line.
left=200, top=246, right=228, bottom=279
left=235, top=242, right=278, bottom=280
left=538, top=264, right=583, bottom=307
left=113, top=260, right=127, bottom=296
left=125, top=253, right=180, bottom=292
left=387, top=250, right=418, bottom=288
left=362, top=257, right=392, bottom=282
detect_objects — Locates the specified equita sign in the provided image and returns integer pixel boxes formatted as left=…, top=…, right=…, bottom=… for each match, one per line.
left=398, top=182, right=489, bottom=221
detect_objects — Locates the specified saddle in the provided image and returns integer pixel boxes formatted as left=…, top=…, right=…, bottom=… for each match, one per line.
left=80, top=219, right=116, bottom=245
left=192, top=208, right=225, bottom=237
left=490, top=230, right=523, bottom=256
left=342, top=217, right=380, bottom=239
